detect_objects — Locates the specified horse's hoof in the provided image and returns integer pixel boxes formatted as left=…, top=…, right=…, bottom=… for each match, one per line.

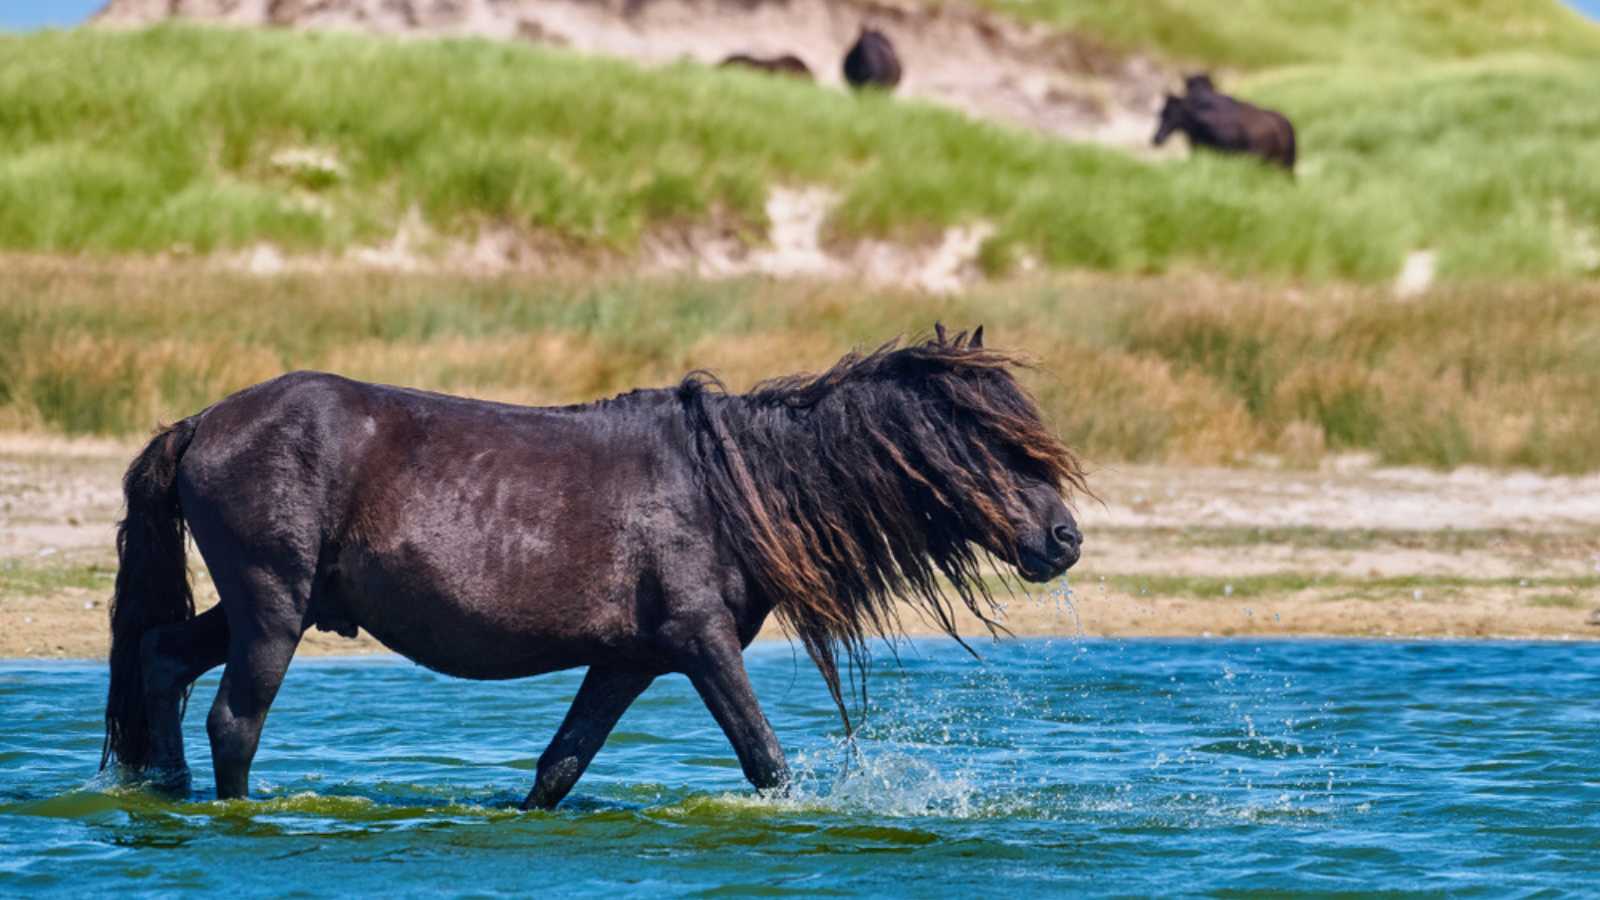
left=143, top=765, right=192, bottom=798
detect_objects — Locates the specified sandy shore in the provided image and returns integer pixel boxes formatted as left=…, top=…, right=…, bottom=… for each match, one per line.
left=3, top=435, right=1598, bottom=659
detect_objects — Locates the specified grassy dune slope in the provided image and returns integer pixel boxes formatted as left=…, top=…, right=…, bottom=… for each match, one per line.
left=6, top=263, right=1599, bottom=471
left=979, top=0, right=1600, bottom=68
left=1, top=25, right=1599, bottom=280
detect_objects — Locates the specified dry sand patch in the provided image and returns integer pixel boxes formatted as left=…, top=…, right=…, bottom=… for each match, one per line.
left=3, top=435, right=1597, bottom=658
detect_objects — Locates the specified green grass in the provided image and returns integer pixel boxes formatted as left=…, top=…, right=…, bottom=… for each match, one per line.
left=5, top=264, right=1600, bottom=471
left=975, top=0, right=1600, bottom=69
left=1526, top=593, right=1586, bottom=609
left=1249, top=57, right=1600, bottom=279
left=2, top=25, right=1600, bottom=281
left=0, top=559, right=114, bottom=599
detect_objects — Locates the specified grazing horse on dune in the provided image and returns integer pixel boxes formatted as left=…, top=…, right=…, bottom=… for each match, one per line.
left=842, top=27, right=902, bottom=91
left=102, top=326, right=1086, bottom=808
left=719, top=53, right=813, bottom=79
left=1154, top=74, right=1297, bottom=171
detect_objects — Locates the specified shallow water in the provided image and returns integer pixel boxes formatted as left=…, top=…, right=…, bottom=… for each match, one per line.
left=2, top=639, right=1597, bottom=896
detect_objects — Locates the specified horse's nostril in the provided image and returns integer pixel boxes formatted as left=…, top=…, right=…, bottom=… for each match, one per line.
left=1052, top=525, right=1080, bottom=548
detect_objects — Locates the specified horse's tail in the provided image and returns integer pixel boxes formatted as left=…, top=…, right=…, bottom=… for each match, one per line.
left=102, top=416, right=201, bottom=771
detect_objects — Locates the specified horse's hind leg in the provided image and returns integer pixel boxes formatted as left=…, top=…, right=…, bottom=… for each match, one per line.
left=140, top=605, right=230, bottom=792
left=522, top=666, right=654, bottom=810
left=204, top=569, right=307, bottom=800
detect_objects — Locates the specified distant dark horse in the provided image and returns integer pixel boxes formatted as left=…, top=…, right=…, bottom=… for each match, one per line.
left=719, top=53, right=813, bottom=79
left=842, top=27, right=902, bottom=90
left=1154, top=74, right=1296, bottom=171
left=102, top=326, right=1086, bottom=808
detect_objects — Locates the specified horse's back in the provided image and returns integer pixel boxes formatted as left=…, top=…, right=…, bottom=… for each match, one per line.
left=181, top=369, right=640, bottom=499
left=1189, top=94, right=1295, bottom=169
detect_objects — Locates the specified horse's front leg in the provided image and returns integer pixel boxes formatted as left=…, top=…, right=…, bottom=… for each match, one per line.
left=680, top=626, right=790, bottom=794
left=522, top=666, right=654, bottom=810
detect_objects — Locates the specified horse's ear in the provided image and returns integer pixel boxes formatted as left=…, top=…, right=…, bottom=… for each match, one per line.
left=971, top=325, right=984, bottom=348
left=934, top=322, right=948, bottom=344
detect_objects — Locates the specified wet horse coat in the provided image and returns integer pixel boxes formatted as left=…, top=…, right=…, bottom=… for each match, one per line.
left=102, top=328, right=1085, bottom=807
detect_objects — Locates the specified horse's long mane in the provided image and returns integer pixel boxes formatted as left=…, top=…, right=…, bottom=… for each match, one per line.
left=679, top=326, right=1087, bottom=728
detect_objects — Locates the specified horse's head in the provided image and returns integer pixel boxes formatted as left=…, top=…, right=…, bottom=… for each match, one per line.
left=696, top=325, right=1091, bottom=724
left=1005, top=467, right=1083, bottom=583
left=926, top=324, right=1084, bottom=583
left=1153, top=94, right=1187, bottom=146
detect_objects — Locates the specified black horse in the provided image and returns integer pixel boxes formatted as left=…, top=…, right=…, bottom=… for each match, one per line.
left=102, top=326, right=1086, bottom=808
left=842, top=27, right=902, bottom=91
left=1153, top=74, right=1297, bottom=171
left=719, top=53, right=813, bottom=80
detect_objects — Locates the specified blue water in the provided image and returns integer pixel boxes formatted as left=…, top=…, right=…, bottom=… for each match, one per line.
left=2, top=639, right=1597, bottom=896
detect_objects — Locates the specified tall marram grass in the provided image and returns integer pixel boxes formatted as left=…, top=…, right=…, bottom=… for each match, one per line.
left=977, top=0, right=1600, bottom=69
left=4, top=263, right=1598, bottom=472
left=2, top=26, right=1600, bottom=281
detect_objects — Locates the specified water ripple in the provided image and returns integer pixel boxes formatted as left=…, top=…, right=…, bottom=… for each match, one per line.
left=2, top=640, right=1597, bottom=895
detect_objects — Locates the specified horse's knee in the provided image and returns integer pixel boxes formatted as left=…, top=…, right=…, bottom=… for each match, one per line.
left=206, top=702, right=257, bottom=761
left=205, top=704, right=232, bottom=751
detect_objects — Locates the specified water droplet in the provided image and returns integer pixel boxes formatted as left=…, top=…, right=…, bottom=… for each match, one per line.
left=1041, top=576, right=1085, bottom=637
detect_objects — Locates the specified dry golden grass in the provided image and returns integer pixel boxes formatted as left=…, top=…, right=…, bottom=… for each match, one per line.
left=3, top=260, right=1597, bottom=471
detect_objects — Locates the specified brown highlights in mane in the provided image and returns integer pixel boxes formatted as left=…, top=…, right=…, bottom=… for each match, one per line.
left=680, top=326, right=1088, bottom=728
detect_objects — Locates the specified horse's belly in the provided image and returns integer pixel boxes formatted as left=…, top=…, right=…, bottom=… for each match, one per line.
left=327, top=554, right=643, bottom=680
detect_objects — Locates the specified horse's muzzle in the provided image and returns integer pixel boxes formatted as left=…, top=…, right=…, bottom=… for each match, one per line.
left=1017, top=526, right=1081, bottom=582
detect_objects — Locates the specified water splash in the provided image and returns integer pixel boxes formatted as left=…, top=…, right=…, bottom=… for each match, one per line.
left=1041, top=575, right=1085, bottom=637
left=789, top=743, right=987, bottom=818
